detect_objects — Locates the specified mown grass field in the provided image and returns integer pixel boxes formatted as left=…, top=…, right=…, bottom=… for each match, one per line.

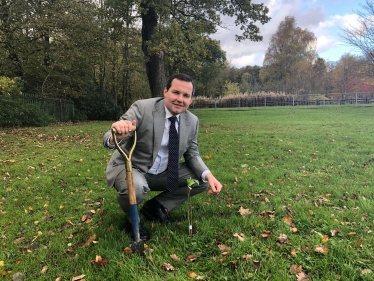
left=1, top=105, right=374, bottom=281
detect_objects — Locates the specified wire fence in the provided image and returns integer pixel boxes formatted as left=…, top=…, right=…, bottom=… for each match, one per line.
left=21, top=94, right=75, bottom=122
left=191, top=92, right=374, bottom=109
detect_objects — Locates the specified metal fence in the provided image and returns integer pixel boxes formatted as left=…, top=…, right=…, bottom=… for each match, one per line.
left=21, top=94, right=75, bottom=122
left=192, top=92, right=374, bottom=109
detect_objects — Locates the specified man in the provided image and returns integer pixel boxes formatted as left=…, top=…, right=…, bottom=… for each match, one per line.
left=103, top=73, right=222, bottom=240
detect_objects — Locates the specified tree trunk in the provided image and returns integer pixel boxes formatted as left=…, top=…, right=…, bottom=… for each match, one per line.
left=140, top=1, right=166, bottom=98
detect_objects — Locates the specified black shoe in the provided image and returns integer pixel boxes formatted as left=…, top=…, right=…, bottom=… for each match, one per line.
left=140, top=199, right=178, bottom=224
left=125, top=221, right=150, bottom=241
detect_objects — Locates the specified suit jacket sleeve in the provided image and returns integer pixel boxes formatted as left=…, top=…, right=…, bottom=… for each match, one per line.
left=182, top=113, right=209, bottom=179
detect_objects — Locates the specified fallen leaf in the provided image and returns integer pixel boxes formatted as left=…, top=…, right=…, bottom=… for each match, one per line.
left=12, top=272, right=26, bottom=281
left=186, top=254, right=197, bottom=262
left=170, top=254, right=180, bottom=262
left=72, top=275, right=86, bottom=281
left=233, top=233, right=245, bottom=241
left=284, top=216, right=292, bottom=224
left=83, top=234, right=97, bottom=246
left=90, top=255, right=108, bottom=267
left=314, top=245, right=329, bottom=255
left=0, top=261, right=3, bottom=266
left=218, top=244, right=231, bottom=252
left=278, top=234, right=289, bottom=244
left=356, top=239, right=363, bottom=248
left=296, top=271, right=309, bottom=281
left=124, top=247, right=132, bottom=255
left=238, top=206, right=252, bottom=217
left=289, top=264, right=303, bottom=273
left=321, top=235, right=329, bottom=243
left=41, top=265, right=48, bottom=273
left=290, top=227, right=298, bottom=233
left=188, top=272, right=197, bottom=278
left=259, top=230, right=272, bottom=238
left=160, top=263, right=175, bottom=271
left=361, top=269, right=372, bottom=274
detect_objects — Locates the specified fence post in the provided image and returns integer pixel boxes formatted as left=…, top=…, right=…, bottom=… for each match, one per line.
left=356, top=93, right=358, bottom=107
left=214, top=99, right=217, bottom=110
left=292, top=95, right=295, bottom=107
left=264, top=96, right=266, bottom=108
left=238, top=97, right=240, bottom=109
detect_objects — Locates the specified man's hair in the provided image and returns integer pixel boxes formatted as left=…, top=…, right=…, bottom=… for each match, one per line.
left=166, top=73, right=195, bottom=96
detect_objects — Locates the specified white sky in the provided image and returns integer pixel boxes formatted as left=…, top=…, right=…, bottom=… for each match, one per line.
left=211, top=0, right=366, bottom=68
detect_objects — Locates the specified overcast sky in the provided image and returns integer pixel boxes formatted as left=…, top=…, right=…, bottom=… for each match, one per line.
left=211, top=0, right=365, bottom=68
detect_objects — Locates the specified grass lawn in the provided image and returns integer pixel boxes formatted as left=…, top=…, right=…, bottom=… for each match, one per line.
left=1, top=105, right=374, bottom=281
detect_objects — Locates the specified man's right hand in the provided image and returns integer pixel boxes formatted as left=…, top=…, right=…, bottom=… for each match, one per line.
left=109, top=120, right=136, bottom=144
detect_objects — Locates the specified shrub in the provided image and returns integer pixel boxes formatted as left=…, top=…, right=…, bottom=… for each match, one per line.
left=0, top=97, right=53, bottom=127
left=0, top=76, right=23, bottom=96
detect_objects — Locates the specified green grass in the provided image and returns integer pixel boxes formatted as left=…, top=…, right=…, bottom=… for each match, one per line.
left=1, top=105, right=374, bottom=280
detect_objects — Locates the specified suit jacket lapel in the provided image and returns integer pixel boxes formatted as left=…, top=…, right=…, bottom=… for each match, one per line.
left=179, top=111, right=190, bottom=156
left=152, top=100, right=166, bottom=163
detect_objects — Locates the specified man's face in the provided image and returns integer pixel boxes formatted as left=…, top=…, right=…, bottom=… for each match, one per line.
left=163, top=78, right=193, bottom=115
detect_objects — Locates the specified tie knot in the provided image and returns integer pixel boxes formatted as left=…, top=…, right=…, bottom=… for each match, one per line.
left=169, top=116, right=177, bottom=124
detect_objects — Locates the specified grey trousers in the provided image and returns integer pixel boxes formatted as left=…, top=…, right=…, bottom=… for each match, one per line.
left=113, top=162, right=208, bottom=222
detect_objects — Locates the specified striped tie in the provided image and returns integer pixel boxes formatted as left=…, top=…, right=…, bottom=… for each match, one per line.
left=167, top=116, right=179, bottom=193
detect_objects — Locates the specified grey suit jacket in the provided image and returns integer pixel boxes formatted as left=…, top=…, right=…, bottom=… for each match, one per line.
left=103, top=97, right=209, bottom=188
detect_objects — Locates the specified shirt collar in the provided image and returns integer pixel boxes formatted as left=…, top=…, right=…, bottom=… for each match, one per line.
left=165, top=106, right=180, bottom=122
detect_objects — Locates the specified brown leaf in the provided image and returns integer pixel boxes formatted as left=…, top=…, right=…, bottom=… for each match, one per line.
left=170, top=254, right=180, bottom=262
left=186, top=254, right=197, bottom=262
left=233, top=233, right=245, bottom=241
left=72, top=275, right=86, bottom=281
left=238, top=207, right=252, bottom=217
left=160, top=263, right=175, bottom=271
left=278, top=234, right=289, bottom=244
left=289, top=264, right=303, bottom=273
left=188, top=272, right=197, bottom=278
left=321, top=235, right=329, bottom=243
left=290, top=227, right=298, bottom=233
left=283, top=216, right=292, bottom=224
left=296, top=271, right=309, bottom=281
left=361, top=269, right=372, bottom=274
left=314, top=245, right=329, bottom=255
left=83, top=234, right=97, bottom=246
left=259, top=230, right=272, bottom=238
left=124, top=247, right=132, bottom=255
left=41, top=266, right=48, bottom=274
left=90, top=255, right=108, bottom=267
left=356, top=239, right=363, bottom=248
left=218, top=244, right=231, bottom=252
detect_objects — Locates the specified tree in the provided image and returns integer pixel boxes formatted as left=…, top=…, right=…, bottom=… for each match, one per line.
left=260, top=16, right=317, bottom=94
left=140, top=0, right=271, bottom=97
left=340, top=0, right=374, bottom=69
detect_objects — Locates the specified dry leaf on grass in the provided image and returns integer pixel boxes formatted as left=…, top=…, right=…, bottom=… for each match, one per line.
left=314, top=245, right=329, bottom=254
left=233, top=233, right=245, bottom=241
left=160, top=263, right=175, bottom=271
left=90, top=255, right=108, bottom=267
left=259, top=230, right=272, bottom=238
left=218, top=244, right=231, bottom=252
left=278, top=234, right=289, bottom=244
left=296, top=271, right=309, bottom=281
left=170, top=254, right=180, bottom=262
left=238, top=206, right=252, bottom=217
left=361, top=269, right=372, bottom=275
left=72, top=275, right=86, bottom=281
left=283, top=216, right=292, bottom=224
left=186, top=254, right=197, bottom=262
